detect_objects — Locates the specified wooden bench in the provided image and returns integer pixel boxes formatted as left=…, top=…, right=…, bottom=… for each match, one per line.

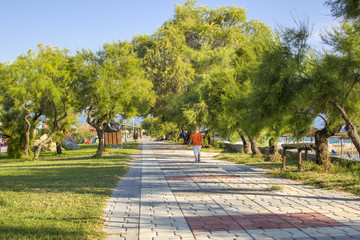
left=281, top=143, right=316, bottom=170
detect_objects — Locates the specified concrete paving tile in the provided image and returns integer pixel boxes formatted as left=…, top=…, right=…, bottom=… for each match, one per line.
left=104, top=139, right=360, bottom=240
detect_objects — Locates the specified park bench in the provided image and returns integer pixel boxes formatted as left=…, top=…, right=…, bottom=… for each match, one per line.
left=281, top=143, right=316, bottom=170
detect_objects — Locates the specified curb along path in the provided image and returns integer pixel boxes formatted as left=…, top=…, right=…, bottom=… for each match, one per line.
left=104, top=138, right=360, bottom=239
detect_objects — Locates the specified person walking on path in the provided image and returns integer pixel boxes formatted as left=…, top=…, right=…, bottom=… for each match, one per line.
left=188, top=125, right=204, bottom=162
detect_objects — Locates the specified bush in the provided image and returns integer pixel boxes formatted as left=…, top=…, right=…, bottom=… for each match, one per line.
left=213, top=140, right=220, bottom=148
left=7, top=132, right=26, bottom=159
left=7, top=140, right=24, bottom=159
left=71, top=129, right=95, bottom=144
left=203, top=137, right=209, bottom=147
left=264, top=153, right=282, bottom=162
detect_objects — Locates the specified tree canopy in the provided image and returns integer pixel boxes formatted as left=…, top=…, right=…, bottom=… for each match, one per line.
left=1, top=0, right=360, bottom=165
left=79, top=41, right=154, bottom=157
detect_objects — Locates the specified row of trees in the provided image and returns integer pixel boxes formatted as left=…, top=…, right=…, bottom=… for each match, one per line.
left=0, top=42, right=154, bottom=160
left=1, top=0, right=358, bottom=167
left=139, top=0, right=360, bottom=167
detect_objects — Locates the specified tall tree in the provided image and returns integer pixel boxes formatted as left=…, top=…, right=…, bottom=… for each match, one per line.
left=312, top=21, right=360, bottom=154
left=139, top=0, right=273, bottom=146
left=30, top=45, right=78, bottom=160
left=248, top=20, right=345, bottom=165
left=78, top=41, right=154, bottom=158
left=0, top=52, right=44, bottom=159
left=249, top=29, right=314, bottom=156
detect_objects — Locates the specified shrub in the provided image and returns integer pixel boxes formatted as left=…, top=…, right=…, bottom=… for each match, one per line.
left=71, top=129, right=95, bottom=144
left=264, top=153, right=282, bottom=162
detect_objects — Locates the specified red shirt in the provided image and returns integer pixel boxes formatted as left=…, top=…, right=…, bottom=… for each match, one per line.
left=190, top=133, right=203, bottom=146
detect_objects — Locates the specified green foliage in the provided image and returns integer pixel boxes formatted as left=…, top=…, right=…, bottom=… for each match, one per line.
left=142, top=117, right=176, bottom=139
left=248, top=22, right=316, bottom=140
left=71, top=129, right=94, bottom=144
left=0, top=99, right=26, bottom=158
left=79, top=41, right=154, bottom=120
left=139, top=1, right=273, bottom=138
left=33, top=45, right=76, bottom=109
left=1, top=0, right=360, bottom=165
left=264, top=153, right=282, bottom=162
left=316, top=22, right=360, bottom=120
left=309, top=21, right=360, bottom=155
left=0, top=51, right=43, bottom=158
left=326, top=0, right=360, bottom=22
left=51, top=109, right=78, bottom=152
left=29, top=45, right=81, bottom=160
left=76, top=41, right=154, bottom=157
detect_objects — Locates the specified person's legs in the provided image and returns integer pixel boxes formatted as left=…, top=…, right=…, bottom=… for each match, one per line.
left=193, top=146, right=199, bottom=162
left=197, top=147, right=202, bottom=162
left=193, top=146, right=202, bottom=162
left=193, top=146, right=201, bottom=162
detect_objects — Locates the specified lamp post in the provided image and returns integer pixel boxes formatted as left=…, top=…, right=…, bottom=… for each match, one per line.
left=124, top=124, right=127, bottom=143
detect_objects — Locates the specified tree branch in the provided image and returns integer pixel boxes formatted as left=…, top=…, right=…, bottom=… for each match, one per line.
left=57, top=99, right=68, bottom=123
left=53, top=101, right=58, bottom=127
left=343, top=78, right=357, bottom=103
left=106, top=109, right=114, bottom=124
left=86, top=104, right=95, bottom=126
left=299, top=70, right=312, bottom=80
left=329, top=99, right=351, bottom=123
left=330, top=87, right=341, bottom=98
left=96, top=114, right=108, bottom=127
left=318, top=114, right=328, bottom=128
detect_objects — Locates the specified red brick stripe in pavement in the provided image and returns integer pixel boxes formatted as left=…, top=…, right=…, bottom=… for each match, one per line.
left=185, top=213, right=344, bottom=233
left=166, top=175, right=238, bottom=180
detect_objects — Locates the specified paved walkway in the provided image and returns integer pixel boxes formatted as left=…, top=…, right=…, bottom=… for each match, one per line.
left=103, top=138, right=360, bottom=239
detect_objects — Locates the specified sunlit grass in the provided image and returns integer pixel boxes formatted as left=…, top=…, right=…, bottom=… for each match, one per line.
left=0, top=142, right=137, bottom=239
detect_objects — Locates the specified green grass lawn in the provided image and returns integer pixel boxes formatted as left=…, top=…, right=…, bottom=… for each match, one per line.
left=0, top=142, right=137, bottom=240
left=216, top=152, right=360, bottom=196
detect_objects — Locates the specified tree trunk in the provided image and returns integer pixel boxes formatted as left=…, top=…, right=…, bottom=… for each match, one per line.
left=269, top=138, right=279, bottom=155
left=33, top=102, right=67, bottom=161
left=88, top=120, right=105, bottom=158
left=345, top=123, right=360, bottom=154
left=184, top=132, right=191, bottom=145
left=249, top=135, right=261, bottom=156
left=33, top=144, right=42, bottom=160
left=205, top=130, right=211, bottom=146
left=331, top=100, right=360, bottom=154
left=315, top=129, right=330, bottom=167
left=94, top=129, right=105, bottom=158
left=314, top=124, right=341, bottom=168
left=240, top=133, right=250, bottom=154
left=86, top=105, right=110, bottom=158
left=56, top=142, right=62, bottom=154
left=207, top=135, right=211, bottom=146
left=33, top=130, right=58, bottom=160
left=23, top=107, right=31, bottom=158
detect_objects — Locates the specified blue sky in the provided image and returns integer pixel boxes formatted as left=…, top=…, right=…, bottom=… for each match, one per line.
left=1, top=0, right=336, bottom=62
